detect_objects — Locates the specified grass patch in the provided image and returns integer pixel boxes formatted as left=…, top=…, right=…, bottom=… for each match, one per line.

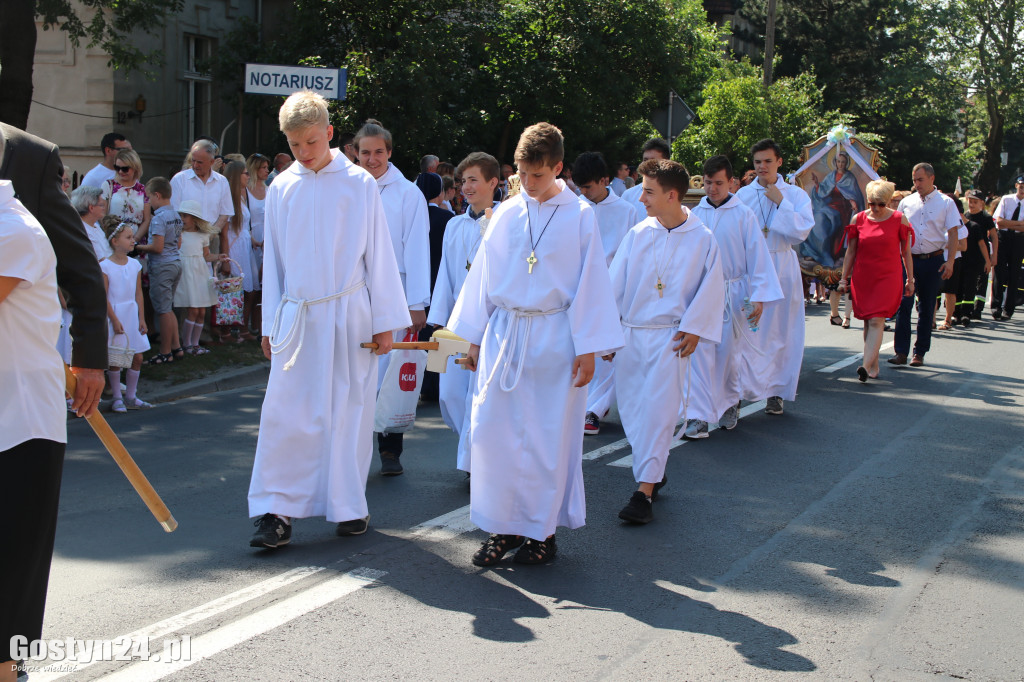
left=143, top=340, right=267, bottom=385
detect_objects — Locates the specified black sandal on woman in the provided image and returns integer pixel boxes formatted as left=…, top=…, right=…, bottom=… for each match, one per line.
left=829, top=315, right=843, bottom=326
left=513, top=535, right=557, bottom=564
left=472, top=534, right=524, bottom=567
left=147, top=353, right=173, bottom=365
left=172, top=347, right=186, bottom=360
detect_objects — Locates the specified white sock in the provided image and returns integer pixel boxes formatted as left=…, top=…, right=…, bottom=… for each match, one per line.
left=125, top=369, right=140, bottom=401
left=182, top=320, right=197, bottom=347
left=190, top=320, right=205, bottom=347
left=107, top=370, right=122, bottom=401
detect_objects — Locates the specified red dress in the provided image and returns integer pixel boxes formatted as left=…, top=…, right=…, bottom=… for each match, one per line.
left=847, top=211, right=913, bottom=320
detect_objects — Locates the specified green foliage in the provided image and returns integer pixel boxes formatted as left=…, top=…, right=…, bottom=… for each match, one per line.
left=210, top=0, right=723, bottom=170
left=36, top=0, right=186, bottom=73
left=673, top=61, right=836, bottom=175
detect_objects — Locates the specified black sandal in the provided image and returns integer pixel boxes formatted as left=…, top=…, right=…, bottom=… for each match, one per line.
left=829, top=315, right=843, bottom=326
left=172, top=347, right=186, bottom=360
left=147, top=353, right=173, bottom=365
left=472, top=534, right=524, bottom=567
left=513, top=535, right=557, bottom=564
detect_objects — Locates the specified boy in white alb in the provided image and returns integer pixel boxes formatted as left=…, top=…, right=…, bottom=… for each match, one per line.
left=355, top=119, right=431, bottom=476
left=572, top=151, right=637, bottom=436
left=606, top=159, right=724, bottom=524
left=449, top=123, right=624, bottom=566
left=619, top=138, right=672, bottom=217
left=248, top=92, right=410, bottom=548
left=427, top=152, right=501, bottom=475
left=687, top=155, right=783, bottom=439
left=734, top=139, right=814, bottom=415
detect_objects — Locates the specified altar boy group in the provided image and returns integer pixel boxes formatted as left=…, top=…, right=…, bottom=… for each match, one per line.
left=247, top=90, right=812, bottom=566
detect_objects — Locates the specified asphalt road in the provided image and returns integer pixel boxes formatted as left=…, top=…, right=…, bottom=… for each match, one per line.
left=26, top=306, right=1024, bottom=681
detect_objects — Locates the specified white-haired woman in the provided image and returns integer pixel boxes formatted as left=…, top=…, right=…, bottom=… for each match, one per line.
left=839, top=180, right=914, bottom=381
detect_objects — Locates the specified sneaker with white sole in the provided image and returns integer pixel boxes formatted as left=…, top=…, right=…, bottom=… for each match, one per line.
left=684, top=419, right=709, bottom=439
left=250, top=513, right=291, bottom=548
left=111, top=399, right=127, bottom=413
left=719, top=404, right=739, bottom=430
left=584, top=411, right=600, bottom=435
left=336, top=515, right=370, bottom=536
left=765, top=396, right=784, bottom=415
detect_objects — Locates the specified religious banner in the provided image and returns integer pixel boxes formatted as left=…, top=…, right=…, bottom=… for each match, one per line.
left=789, top=126, right=881, bottom=286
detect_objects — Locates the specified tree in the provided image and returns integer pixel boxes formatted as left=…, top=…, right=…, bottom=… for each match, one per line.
left=211, top=0, right=723, bottom=170
left=936, top=0, right=1024, bottom=194
left=673, top=61, right=837, bottom=174
left=735, top=0, right=972, bottom=188
left=0, top=0, right=184, bottom=129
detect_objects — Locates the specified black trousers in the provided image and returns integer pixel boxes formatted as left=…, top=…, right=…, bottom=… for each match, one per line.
left=377, top=431, right=404, bottom=457
left=956, top=260, right=985, bottom=316
left=992, top=231, right=1024, bottom=314
left=0, top=439, right=65, bottom=651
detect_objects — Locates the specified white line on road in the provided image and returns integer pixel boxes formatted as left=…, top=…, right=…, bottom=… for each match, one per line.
left=607, top=400, right=767, bottom=468
left=817, top=342, right=894, bottom=373
left=583, top=437, right=630, bottom=461
left=96, top=568, right=387, bottom=682
left=409, top=504, right=475, bottom=541
left=35, top=566, right=326, bottom=682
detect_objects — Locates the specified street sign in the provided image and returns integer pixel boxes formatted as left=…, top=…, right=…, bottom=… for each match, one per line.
left=651, top=91, right=695, bottom=142
left=244, top=64, right=347, bottom=100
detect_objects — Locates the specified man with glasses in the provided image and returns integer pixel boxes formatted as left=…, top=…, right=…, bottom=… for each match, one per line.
left=80, top=132, right=132, bottom=189
left=169, top=139, right=233, bottom=232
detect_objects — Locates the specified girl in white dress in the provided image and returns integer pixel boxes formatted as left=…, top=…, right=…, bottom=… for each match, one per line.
left=173, top=201, right=223, bottom=354
left=223, top=161, right=260, bottom=341
left=100, top=218, right=152, bottom=412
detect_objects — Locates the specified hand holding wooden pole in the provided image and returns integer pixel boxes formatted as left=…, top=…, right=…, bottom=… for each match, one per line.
left=65, top=365, right=178, bottom=532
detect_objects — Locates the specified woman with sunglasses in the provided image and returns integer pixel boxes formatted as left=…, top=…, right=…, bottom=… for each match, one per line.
left=838, top=180, right=915, bottom=381
left=101, top=149, right=151, bottom=242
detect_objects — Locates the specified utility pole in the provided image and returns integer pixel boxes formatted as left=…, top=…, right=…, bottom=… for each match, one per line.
left=763, top=0, right=777, bottom=87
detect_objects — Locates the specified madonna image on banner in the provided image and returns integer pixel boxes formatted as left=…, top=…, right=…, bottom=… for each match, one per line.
left=793, top=133, right=880, bottom=286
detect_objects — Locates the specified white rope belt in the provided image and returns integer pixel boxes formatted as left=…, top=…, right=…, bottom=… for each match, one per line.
left=268, top=280, right=367, bottom=371
left=722, top=277, right=766, bottom=358
left=621, top=318, right=691, bottom=440
left=478, top=303, right=570, bottom=400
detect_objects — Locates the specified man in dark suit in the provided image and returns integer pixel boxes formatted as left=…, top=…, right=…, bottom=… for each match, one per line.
left=0, top=122, right=107, bottom=415
left=1, top=123, right=108, bottom=682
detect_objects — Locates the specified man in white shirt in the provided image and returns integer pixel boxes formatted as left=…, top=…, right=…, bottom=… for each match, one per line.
left=170, top=140, right=233, bottom=232
left=80, top=132, right=132, bottom=189
left=69, top=185, right=112, bottom=260
left=991, top=175, right=1024, bottom=320
left=609, top=161, right=629, bottom=196
left=892, top=163, right=962, bottom=367
left=620, top=138, right=671, bottom=216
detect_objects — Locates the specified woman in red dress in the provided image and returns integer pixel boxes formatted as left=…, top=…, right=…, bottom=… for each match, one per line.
left=839, top=180, right=914, bottom=381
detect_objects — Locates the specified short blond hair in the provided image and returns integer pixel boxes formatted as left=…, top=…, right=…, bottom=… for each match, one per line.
left=514, top=122, right=563, bottom=168
left=865, top=179, right=895, bottom=205
left=115, top=149, right=143, bottom=182
left=279, top=91, right=329, bottom=132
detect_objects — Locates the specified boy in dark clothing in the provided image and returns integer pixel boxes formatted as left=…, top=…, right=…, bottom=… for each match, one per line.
left=964, top=189, right=997, bottom=320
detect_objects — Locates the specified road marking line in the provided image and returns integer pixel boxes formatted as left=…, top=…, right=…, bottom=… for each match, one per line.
left=583, top=437, right=630, bottom=461
left=410, top=504, right=475, bottom=541
left=97, top=568, right=387, bottom=682
left=35, top=566, right=326, bottom=682
left=607, top=400, right=767, bottom=468
left=817, top=342, right=894, bottom=373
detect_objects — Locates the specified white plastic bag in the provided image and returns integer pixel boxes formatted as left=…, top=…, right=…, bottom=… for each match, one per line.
left=374, top=332, right=427, bottom=433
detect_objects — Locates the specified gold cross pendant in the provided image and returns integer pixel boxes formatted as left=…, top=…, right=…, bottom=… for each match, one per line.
left=762, top=225, right=769, bottom=235
left=527, top=251, right=538, bottom=274
left=656, top=277, right=665, bottom=298
left=466, top=260, right=471, bottom=271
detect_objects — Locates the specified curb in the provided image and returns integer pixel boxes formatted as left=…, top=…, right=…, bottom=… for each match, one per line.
left=148, top=362, right=271, bottom=404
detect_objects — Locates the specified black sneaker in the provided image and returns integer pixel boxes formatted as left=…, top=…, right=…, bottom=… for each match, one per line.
left=336, top=515, right=370, bottom=536
left=584, top=411, right=600, bottom=435
left=250, top=513, right=291, bottom=548
left=380, top=451, right=403, bottom=476
left=618, top=491, right=654, bottom=524
left=765, top=396, right=784, bottom=415
left=652, top=475, right=668, bottom=501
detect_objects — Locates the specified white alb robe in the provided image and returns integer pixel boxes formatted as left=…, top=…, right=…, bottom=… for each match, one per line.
left=449, top=181, right=624, bottom=540
left=734, top=177, right=814, bottom=401
left=609, top=213, right=724, bottom=484
left=690, top=194, right=783, bottom=423
left=620, top=183, right=645, bottom=221
left=249, top=150, right=411, bottom=523
left=581, top=189, right=637, bottom=419
left=375, top=162, right=431, bottom=396
left=427, top=207, right=492, bottom=472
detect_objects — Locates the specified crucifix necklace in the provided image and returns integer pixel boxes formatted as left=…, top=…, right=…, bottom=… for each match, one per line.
left=651, top=216, right=686, bottom=298
left=755, top=186, right=775, bottom=235
left=526, top=203, right=559, bottom=274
